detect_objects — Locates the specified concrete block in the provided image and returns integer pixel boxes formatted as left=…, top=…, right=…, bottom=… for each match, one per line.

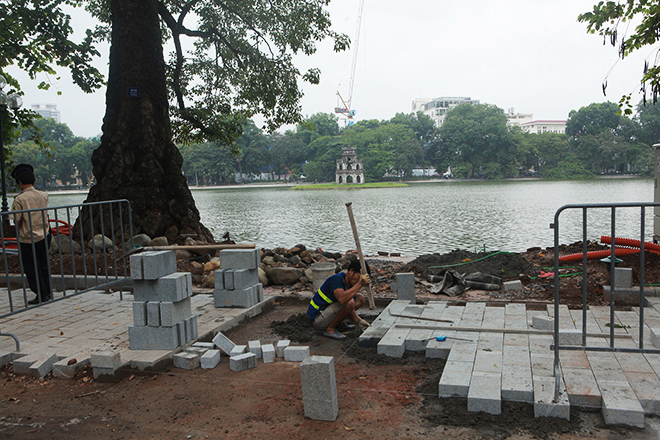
left=284, top=346, right=310, bottom=362
left=184, top=315, right=198, bottom=343
left=558, top=329, right=583, bottom=346
left=230, top=352, right=258, bottom=372
left=377, top=327, right=411, bottom=358
left=614, top=267, right=633, bottom=289
left=147, top=302, right=160, bottom=327
left=213, top=332, right=236, bottom=355
left=651, top=328, right=660, bottom=348
left=201, top=350, right=221, bottom=369
left=504, top=280, right=523, bottom=291
left=133, top=301, right=147, bottom=326
left=231, top=269, right=259, bottom=290
left=395, top=272, right=416, bottom=303
left=53, top=355, right=90, bottom=379
left=425, top=337, right=451, bottom=359
left=173, top=352, right=200, bottom=370
left=219, top=248, right=260, bottom=270
left=276, top=340, right=290, bottom=358
left=533, top=375, right=570, bottom=420
left=193, top=342, right=215, bottom=350
left=532, top=315, right=554, bottom=331
left=248, top=340, right=262, bottom=359
left=214, top=286, right=257, bottom=308
left=129, top=325, right=180, bottom=350
left=562, top=368, right=602, bottom=408
left=134, top=272, right=193, bottom=302
left=176, top=322, right=185, bottom=347
left=468, top=372, right=501, bottom=415
left=438, top=360, right=472, bottom=398
left=160, top=298, right=192, bottom=327
left=300, top=356, right=338, bottom=421
left=30, top=353, right=60, bottom=378
left=262, top=344, right=276, bottom=364
left=224, top=269, right=235, bottom=290
left=502, top=365, right=533, bottom=402
left=256, top=283, right=264, bottom=302
left=599, top=379, right=645, bottom=427
left=214, top=269, right=225, bottom=290
left=91, top=351, right=122, bottom=369
left=230, top=345, right=246, bottom=357
left=130, top=250, right=176, bottom=280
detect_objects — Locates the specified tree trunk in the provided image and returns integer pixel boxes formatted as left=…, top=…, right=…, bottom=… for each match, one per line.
left=78, top=0, right=213, bottom=244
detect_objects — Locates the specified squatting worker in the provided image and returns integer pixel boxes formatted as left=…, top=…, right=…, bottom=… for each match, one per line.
left=11, top=164, right=52, bottom=305
left=306, top=259, right=371, bottom=340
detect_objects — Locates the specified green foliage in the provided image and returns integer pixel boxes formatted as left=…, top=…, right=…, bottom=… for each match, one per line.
left=579, top=1, right=660, bottom=112
left=179, top=143, right=236, bottom=185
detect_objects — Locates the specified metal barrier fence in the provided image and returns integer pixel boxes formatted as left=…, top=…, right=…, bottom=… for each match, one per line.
left=0, top=199, right=134, bottom=318
left=551, top=202, right=660, bottom=399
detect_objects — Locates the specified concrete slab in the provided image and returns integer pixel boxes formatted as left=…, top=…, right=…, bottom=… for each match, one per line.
left=533, top=375, right=570, bottom=420
left=562, top=367, right=602, bottom=409
left=439, top=360, right=473, bottom=398
left=502, top=365, right=533, bottom=402
left=599, top=379, right=645, bottom=428
left=468, top=372, right=501, bottom=415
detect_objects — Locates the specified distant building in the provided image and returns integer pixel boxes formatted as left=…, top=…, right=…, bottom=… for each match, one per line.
left=336, top=146, right=364, bottom=184
left=518, top=120, right=566, bottom=134
left=31, top=104, right=61, bottom=123
left=412, top=97, right=480, bottom=128
left=506, top=109, right=534, bottom=126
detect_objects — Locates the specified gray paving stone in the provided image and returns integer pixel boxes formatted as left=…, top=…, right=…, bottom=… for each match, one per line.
left=184, top=315, right=198, bottom=342
left=230, top=345, right=247, bottom=357
left=438, top=360, right=472, bottom=398
left=300, top=356, right=338, bottom=421
left=651, top=328, right=660, bottom=348
left=130, top=250, right=177, bottom=280
left=378, top=326, right=411, bottom=357
left=248, top=340, right=262, bottom=359
left=129, top=325, right=180, bottom=350
left=558, top=329, right=582, bottom=346
left=231, top=269, right=260, bottom=290
left=276, top=340, right=290, bottom=358
left=562, top=367, right=602, bottom=408
left=133, top=272, right=193, bottom=302
left=468, top=372, right=501, bottom=415
left=214, top=285, right=257, bottom=308
left=193, top=342, right=215, bottom=350
left=213, top=332, right=236, bottom=355
left=532, top=315, right=553, bottom=331
left=425, top=337, right=451, bottom=359
left=28, top=353, right=59, bottom=378
left=599, top=379, right=645, bottom=427
left=624, top=371, right=660, bottom=415
left=147, top=302, right=161, bottom=327
left=502, top=365, right=533, bottom=402
left=160, top=298, right=192, bottom=327
left=200, top=350, right=221, bottom=369
left=219, top=248, right=260, bottom=270
left=533, top=375, right=570, bottom=420
left=230, top=352, right=257, bottom=372
left=284, top=346, right=310, bottom=362
left=503, top=280, right=522, bottom=291
left=262, top=344, right=275, bottom=364
left=394, top=272, right=416, bottom=303
left=446, top=342, right=478, bottom=363
left=359, top=300, right=411, bottom=347
left=473, top=350, right=503, bottom=373
left=173, top=352, right=200, bottom=370
left=133, top=301, right=147, bottom=326
left=502, top=345, right=530, bottom=366
left=91, top=351, right=122, bottom=369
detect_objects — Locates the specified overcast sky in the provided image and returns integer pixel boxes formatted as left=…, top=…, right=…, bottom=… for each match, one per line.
left=6, top=0, right=651, bottom=138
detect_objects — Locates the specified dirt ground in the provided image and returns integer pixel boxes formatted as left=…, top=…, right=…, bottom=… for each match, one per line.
left=0, top=296, right=658, bottom=439
left=2, top=244, right=660, bottom=438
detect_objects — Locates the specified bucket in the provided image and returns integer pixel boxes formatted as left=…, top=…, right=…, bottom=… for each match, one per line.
left=311, top=262, right=336, bottom=292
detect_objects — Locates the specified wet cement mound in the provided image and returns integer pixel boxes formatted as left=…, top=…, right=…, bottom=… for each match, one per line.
left=270, top=313, right=314, bottom=343
left=403, top=250, right=539, bottom=281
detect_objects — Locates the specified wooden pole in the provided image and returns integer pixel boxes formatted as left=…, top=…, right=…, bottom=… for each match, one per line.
left=346, top=202, right=375, bottom=309
left=121, top=243, right=255, bottom=258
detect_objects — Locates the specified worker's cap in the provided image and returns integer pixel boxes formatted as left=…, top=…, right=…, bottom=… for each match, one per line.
left=11, top=163, right=34, bottom=179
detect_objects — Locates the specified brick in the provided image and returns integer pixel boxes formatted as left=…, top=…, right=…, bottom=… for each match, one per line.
left=262, top=344, right=275, bottom=364
left=276, top=340, right=290, bottom=358
left=468, top=372, right=501, bottom=415
left=159, top=298, right=192, bottom=327
left=248, top=340, right=262, bottom=359
left=395, top=273, right=416, bottom=303
left=133, top=301, right=147, bottom=326
left=300, top=356, right=338, bottom=421
left=129, top=325, right=180, bottom=350
left=220, top=248, right=260, bottom=270
left=230, top=345, right=247, bottom=357
left=284, top=346, right=310, bottom=362
left=213, top=332, right=236, bottom=355
left=173, top=352, right=200, bottom=370
left=91, top=351, right=122, bottom=369
left=130, top=250, right=176, bottom=280
left=147, top=302, right=160, bottom=327
left=134, top=272, right=193, bottom=302
left=201, top=350, right=221, bottom=369
left=230, top=352, right=257, bottom=372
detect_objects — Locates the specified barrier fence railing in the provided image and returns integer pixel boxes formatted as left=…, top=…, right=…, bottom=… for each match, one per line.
left=0, top=199, right=134, bottom=319
left=552, top=201, right=660, bottom=401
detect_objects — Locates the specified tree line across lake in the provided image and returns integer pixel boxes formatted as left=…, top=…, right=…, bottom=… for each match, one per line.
left=10, top=100, right=660, bottom=188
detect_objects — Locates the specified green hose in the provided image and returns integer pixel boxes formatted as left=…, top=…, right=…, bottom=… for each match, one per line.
left=427, top=250, right=518, bottom=270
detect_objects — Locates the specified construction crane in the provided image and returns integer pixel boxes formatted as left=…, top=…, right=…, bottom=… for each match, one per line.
left=335, top=0, right=364, bottom=125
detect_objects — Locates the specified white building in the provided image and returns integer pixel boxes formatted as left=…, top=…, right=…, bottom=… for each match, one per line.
left=412, top=97, right=480, bottom=128
left=31, top=104, right=61, bottom=123
left=518, top=120, right=566, bottom=134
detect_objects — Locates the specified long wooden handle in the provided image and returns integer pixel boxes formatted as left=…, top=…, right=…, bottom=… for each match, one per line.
left=346, top=202, right=375, bottom=309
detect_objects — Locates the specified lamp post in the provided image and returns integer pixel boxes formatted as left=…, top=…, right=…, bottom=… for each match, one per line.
left=0, top=74, right=24, bottom=214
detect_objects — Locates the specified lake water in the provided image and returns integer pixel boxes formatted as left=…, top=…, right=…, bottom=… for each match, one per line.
left=47, top=178, right=656, bottom=256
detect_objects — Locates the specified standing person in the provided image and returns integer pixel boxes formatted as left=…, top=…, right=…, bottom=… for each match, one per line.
left=306, top=259, right=371, bottom=340
left=11, top=164, right=51, bottom=305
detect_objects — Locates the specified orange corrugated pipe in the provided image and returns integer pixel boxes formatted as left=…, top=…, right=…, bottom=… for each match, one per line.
left=558, top=247, right=640, bottom=262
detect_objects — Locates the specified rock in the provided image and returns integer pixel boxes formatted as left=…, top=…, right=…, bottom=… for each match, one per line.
left=288, top=255, right=301, bottom=266
left=87, top=234, right=114, bottom=250
left=202, top=272, right=215, bottom=288
left=175, top=249, right=194, bottom=260
left=267, top=267, right=303, bottom=285
left=304, top=267, right=313, bottom=280
left=51, top=237, right=83, bottom=254
left=164, top=225, right=178, bottom=244
left=130, top=234, right=152, bottom=248
left=147, top=236, right=168, bottom=247
left=258, top=267, right=269, bottom=286
left=262, top=255, right=276, bottom=266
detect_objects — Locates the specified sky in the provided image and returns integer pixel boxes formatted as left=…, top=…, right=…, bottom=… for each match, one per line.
left=5, top=0, right=652, bottom=138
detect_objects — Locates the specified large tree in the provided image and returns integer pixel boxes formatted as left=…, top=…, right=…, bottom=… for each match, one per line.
left=79, top=0, right=347, bottom=243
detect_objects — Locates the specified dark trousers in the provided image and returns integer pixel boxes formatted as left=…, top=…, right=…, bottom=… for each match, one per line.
left=20, top=236, right=52, bottom=300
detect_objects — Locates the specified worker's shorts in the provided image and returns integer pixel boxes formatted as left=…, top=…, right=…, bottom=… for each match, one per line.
left=311, top=302, right=346, bottom=330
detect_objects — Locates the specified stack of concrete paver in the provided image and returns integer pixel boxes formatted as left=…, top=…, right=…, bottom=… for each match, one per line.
left=129, top=251, right=198, bottom=350
left=359, top=299, right=660, bottom=428
left=214, top=249, right=264, bottom=308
